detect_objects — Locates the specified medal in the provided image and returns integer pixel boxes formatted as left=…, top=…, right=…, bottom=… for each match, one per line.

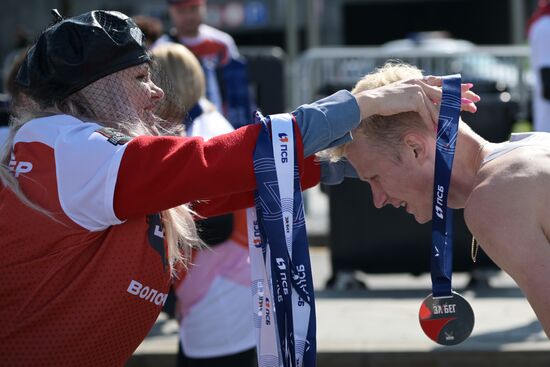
left=419, top=291, right=474, bottom=345
left=420, top=75, right=474, bottom=345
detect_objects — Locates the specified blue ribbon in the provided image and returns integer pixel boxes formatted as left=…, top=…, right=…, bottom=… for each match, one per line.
left=183, top=102, right=204, bottom=133
left=431, top=75, right=461, bottom=298
left=222, top=58, right=253, bottom=129
left=253, top=112, right=317, bottom=367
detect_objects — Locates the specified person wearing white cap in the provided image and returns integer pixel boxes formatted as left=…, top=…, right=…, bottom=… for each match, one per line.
left=528, top=0, right=550, bottom=132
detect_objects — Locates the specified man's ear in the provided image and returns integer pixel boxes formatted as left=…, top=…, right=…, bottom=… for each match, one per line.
left=404, top=133, right=428, bottom=164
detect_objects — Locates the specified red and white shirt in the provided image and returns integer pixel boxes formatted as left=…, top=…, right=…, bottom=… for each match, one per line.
left=156, top=24, right=239, bottom=68
left=154, top=24, right=241, bottom=113
left=0, top=114, right=319, bottom=366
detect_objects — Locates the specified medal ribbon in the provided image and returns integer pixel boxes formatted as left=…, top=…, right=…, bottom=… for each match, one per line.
left=431, top=75, right=461, bottom=298
left=248, top=112, right=317, bottom=367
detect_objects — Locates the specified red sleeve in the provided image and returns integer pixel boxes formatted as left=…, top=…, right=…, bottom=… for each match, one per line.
left=193, top=155, right=320, bottom=218
left=114, top=122, right=321, bottom=220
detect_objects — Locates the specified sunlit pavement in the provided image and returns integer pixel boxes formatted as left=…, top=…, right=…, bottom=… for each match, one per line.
left=128, top=243, right=550, bottom=367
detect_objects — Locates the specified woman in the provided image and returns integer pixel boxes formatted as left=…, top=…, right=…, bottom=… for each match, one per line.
left=0, top=10, right=477, bottom=366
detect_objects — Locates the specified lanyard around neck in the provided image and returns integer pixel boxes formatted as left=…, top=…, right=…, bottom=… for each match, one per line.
left=431, top=75, right=461, bottom=298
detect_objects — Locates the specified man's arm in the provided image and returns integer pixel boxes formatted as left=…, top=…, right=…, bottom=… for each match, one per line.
left=114, top=79, right=477, bottom=220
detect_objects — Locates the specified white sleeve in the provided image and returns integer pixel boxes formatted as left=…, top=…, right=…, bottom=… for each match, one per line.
left=530, top=17, right=550, bottom=67
left=225, top=35, right=240, bottom=59
left=188, top=108, right=234, bottom=140
left=55, top=122, right=128, bottom=231
left=201, top=24, right=240, bottom=59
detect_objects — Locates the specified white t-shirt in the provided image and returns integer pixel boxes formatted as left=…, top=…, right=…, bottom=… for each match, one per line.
left=529, top=16, right=550, bottom=132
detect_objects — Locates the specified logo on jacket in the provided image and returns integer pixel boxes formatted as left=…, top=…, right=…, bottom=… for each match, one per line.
left=96, top=127, right=131, bottom=146
left=147, top=214, right=168, bottom=272
left=8, top=153, right=33, bottom=178
left=278, top=133, right=288, bottom=143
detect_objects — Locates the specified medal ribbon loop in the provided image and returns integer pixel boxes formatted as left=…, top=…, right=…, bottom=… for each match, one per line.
left=431, top=75, right=461, bottom=298
left=249, top=112, right=317, bottom=367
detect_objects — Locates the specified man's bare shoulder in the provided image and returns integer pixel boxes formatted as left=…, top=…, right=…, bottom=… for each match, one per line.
left=463, top=143, right=550, bottom=288
left=464, top=146, right=550, bottom=243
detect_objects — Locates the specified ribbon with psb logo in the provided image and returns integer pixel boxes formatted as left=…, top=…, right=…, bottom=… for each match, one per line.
left=419, top=75, right=475, bottom=346
left=248, top=111, right=316, bottom=367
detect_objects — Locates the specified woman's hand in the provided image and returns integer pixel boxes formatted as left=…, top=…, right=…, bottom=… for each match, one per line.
left=353, top=76, right=480, bottom=128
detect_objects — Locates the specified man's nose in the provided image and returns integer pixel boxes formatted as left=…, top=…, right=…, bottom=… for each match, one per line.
left=371, top=186, right=387, bottom=209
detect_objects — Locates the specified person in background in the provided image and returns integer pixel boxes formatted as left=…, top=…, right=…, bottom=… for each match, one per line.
left=154, top=0, right=252, bottom=128
left=528, top=0, right=550, bottom=131
left=2, top=25, right=32, bottom=91
left=152, top=43, right=256, bottom=367
left=1, top=48, right=33, bottom=149
left=0, top=98, right=8, bottom=148
left=1, top=27, right=32, bottom=148
left=132, top=15, right=164, bottom=49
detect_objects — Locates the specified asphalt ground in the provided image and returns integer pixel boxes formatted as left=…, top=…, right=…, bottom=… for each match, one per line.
left=128, top=246, right=550, bottom=367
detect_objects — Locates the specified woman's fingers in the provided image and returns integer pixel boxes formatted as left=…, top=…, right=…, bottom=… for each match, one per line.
left=461, top=97, right=478, bottom=113
left=412, top=79, right=442, bottom=103
left=417, top=92, right=439, bottom=129
left=422, top=75, right=481, bottom=100
left=422, top=75, right=443, bottom=87
left=424, top=76, right=480, bottom=98
left=356, top=75, right=480, bottom=128
left=413, top=77, right=480, bottom=113
left=461, top=83, right=481, bottom=112
left=426, top=94, right=440, bottom=126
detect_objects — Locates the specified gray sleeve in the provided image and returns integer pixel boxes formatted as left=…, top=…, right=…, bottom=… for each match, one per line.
left=291, top=90, right=360, bottom=157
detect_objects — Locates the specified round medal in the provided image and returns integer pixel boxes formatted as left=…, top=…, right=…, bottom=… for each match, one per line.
left=419, top=291, right=474, bottom=345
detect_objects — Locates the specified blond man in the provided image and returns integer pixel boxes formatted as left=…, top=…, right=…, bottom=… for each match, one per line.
left=324, top=63, right=550, bottom=338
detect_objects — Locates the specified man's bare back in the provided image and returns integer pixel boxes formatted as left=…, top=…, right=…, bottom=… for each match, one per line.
left=465, top=132, right=550, bottom=336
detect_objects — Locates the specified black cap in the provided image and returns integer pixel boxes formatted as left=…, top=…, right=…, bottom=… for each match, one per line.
left=16, top=10, right=151, bottom=106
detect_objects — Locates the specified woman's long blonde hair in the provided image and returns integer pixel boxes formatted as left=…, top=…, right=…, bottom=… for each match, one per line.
left=0, top=62, right=201, bottom=276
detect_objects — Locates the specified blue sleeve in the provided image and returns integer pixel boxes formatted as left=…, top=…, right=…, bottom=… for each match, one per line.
left=291, top=90, right=360, bottom=157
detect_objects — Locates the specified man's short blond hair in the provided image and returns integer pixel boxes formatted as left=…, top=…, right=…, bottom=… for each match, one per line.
left=352, top=62, right=423, bottom=93
left=319, top=62, right=430, bottom=163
